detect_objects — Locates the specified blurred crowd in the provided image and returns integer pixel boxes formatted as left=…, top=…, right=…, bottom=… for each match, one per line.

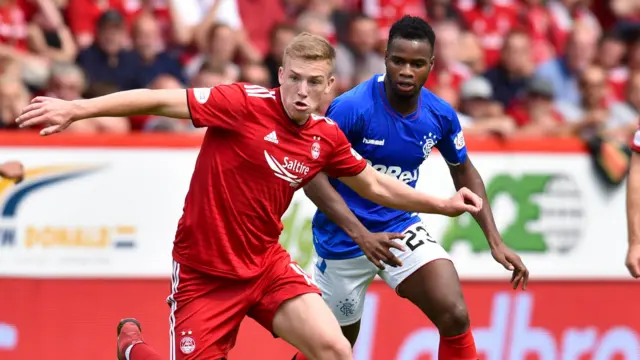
left=0, top=0, right=637, bottom=139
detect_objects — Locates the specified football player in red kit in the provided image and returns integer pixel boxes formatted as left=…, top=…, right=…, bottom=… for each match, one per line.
left=15, top=33, right=482, bottom=360
left=626, top=127, right=640, bottom=279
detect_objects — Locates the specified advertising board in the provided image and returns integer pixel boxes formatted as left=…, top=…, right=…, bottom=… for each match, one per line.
left=1, top=278, right=639, bottom=360
left=0, top=134, right=631, bottom=278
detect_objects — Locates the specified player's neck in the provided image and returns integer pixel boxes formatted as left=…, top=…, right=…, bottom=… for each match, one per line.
left=384, top=78, right=419, bottom=116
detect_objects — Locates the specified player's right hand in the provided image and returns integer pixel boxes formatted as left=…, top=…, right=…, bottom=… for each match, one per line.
left=625, top=243, right=640, bottom=278
left=442, top=187, right=483, bottom=217
left=15, top=97, right=75, bottom=136
left=0, top=161, right=24, bottom=183
left=353, top=231, right=406, bottom=269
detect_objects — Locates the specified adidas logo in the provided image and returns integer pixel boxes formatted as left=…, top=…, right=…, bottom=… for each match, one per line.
left=264, top=131, right=279, bottom=144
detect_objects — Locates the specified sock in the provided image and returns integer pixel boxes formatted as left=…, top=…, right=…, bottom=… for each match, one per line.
left=439, top=329, right=477, bottom=360
left=292, top=352, right=308, bottom=360
left=128, top=343, right=164, bottom=360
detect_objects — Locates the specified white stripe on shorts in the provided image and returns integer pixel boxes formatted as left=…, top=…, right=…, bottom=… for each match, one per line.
left=166, top=261, right=180, bottom=360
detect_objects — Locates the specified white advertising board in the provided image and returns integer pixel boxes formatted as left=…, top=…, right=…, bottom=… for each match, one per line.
left=0, top=147, right=630, bottom=279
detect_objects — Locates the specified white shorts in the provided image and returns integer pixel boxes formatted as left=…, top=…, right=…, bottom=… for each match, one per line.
left=313, top=222, right=450, bottom=326
left=313, top=222, right=451, bottom=326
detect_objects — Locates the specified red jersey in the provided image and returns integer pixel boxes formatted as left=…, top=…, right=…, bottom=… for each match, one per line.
left=0, top=1, right=28, bottom=51
left=174, top=84, right=367, bottom=279
left=460, top=5, right=517, bottom=67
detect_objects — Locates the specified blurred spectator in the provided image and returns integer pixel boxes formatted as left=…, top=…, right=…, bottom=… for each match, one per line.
left=239, top=62, right=270, bottom=88
left=76, top=10, right=138, bottom=91
left=0, top=73, right=29, bottom=128
left=27, top=0, right=77, bottom=63
left=131, top=13, right=184, bottom=87
left=459, top=0, right=518, bottom=68
left=457, top=31, right=485, bottom=75
left=547, top=0, right=600, bottom=53
left=65, top=0, right=127, bottom=48
left=456, top=76, right=515, bottom=137
left=264, top=23, right=298, bottom=88
left=507, top=76, right=566, bottom=136
left=42, top=62, right=130, bottom=133
left=426, top=0, right=463, bottom=24
left=598, top=31, right=628, bottom=102
left=122, top=0, right=173, bottom=45
left=558, top=65, right=634, bottom=141
left=608, top=71, right=640, bottom=141
left=184, top=23, right=239, bottom=82
left=190, top=63, right=231, bottom=87
left=334, top=14, right=384, bottom=92
left=536, top=23, right=597, bottom=106
left=516, top=0, right=556, bottom=65
left=629, top=36, right=640, bottom=72
left=169, top=0, right=260, bottom=63
left=360, top=0, right=426, bottom=40
left=44, top=61, right=85, bottom=100
left=425, top=20, right=471, bottom=107
left=484, top=30, right=535, bottom=108
left=297, top=11, right=335, bottom=42
left=237, top=0, right=285, bottom=56
left=140, top=74, right=190, bottom=132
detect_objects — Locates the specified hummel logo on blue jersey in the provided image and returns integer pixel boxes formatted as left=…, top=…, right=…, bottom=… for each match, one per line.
left=363, top=138, right=385, bottom=146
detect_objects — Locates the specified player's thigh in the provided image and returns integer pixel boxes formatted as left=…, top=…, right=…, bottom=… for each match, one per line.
left=167, top=261, right=250, bottom=360
left=380, top=222, right=467, bottom=330
left=272, top=293, right=353, bottom=359
left=248, top=254, right=351, bottom=358
left=313, top=256, right=378, bottom=329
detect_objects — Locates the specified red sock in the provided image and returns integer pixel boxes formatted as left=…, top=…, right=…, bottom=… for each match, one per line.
left=130, top=343, right=164, bottom=360
left=292, top=352, right=308, bottom=360
left=439, top=329, right=477, bottom=360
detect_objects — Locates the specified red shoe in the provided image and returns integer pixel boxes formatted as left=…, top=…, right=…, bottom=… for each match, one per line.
left=117, top=318, right=144, bottom=360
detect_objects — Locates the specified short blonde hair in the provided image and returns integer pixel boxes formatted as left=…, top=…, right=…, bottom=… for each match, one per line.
left=283, top=32, right=335, bottom=66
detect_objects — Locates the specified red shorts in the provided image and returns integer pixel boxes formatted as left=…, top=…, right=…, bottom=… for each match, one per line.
left=166, top=249, right=320, bottom=360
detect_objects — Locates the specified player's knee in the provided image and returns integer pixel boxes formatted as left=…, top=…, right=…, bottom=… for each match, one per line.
left=309, top=334, right=352, bottom=360
left=436, top=302, right=470, bottom=336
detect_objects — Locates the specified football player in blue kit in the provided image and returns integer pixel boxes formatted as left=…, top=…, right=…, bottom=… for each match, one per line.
left=293, top=16, right=529, bottom=360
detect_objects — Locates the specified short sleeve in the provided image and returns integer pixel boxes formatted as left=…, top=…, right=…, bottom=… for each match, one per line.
left=632, top=127, right=640, bottom=153
left=186, top=84, right=247, bottom=130
left=325, top=95, right=363, bottom=144
left=436, top=110, right=468, bottom=166
left=323, top=126, right=368, bottom=178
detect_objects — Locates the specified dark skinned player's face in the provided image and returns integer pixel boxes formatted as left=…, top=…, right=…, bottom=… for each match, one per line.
left=385, top=38, right=434, bottom=98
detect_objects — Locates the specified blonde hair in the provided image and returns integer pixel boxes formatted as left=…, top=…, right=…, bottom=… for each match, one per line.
left=283, top=32, right=335, bottom=67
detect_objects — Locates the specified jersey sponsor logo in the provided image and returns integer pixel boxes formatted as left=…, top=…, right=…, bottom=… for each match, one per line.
left=367, top=161, right=418, bottom=183
left=264, top=151, right=308, bottom=187
left=264, top=130, right=279, bottom=144
left=244, top=84, right=275, bottom=99
left=311, top=142, right=320, bottom=159
left=193, top=88, right=210, bottom=104
left=454, top=131, right=466, bottom=150
left=363, top=138, right=385, bottom=146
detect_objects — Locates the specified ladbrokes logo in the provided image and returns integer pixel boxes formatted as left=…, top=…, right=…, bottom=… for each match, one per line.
left=264, top=151, right=310, bottom=188
left=0, top=165, right=137, bottom=250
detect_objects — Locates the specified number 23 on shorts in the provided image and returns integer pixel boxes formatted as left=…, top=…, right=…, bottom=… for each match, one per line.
left=402, top=225, right=436, bottom=251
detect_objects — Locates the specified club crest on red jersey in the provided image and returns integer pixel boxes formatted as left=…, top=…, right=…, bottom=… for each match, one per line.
left=311, top=142, right=320, bottom=159
left=179, top=330, right=196, bottom=354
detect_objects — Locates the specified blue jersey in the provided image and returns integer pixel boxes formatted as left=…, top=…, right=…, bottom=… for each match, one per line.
left=312, top=74, right=468, bottom=260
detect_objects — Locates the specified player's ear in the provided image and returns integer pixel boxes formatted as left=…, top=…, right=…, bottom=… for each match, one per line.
left=324, top=75, right=336, bottom=95
left=278, top=66, right=284, bottom=86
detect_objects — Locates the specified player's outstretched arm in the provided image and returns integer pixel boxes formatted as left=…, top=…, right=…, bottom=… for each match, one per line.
left=304, top=172, right=406, bottom=269
left=15, top=89, right=189, bottom=135
left=339, top=165, right=482, bottom=217
left=626, top=152, right=640, bottom=278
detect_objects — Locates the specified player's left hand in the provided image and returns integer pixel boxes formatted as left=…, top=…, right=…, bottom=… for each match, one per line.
left=491, top=243, right=529, bottom=290
left=15, top=96, right=75, bottom=135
